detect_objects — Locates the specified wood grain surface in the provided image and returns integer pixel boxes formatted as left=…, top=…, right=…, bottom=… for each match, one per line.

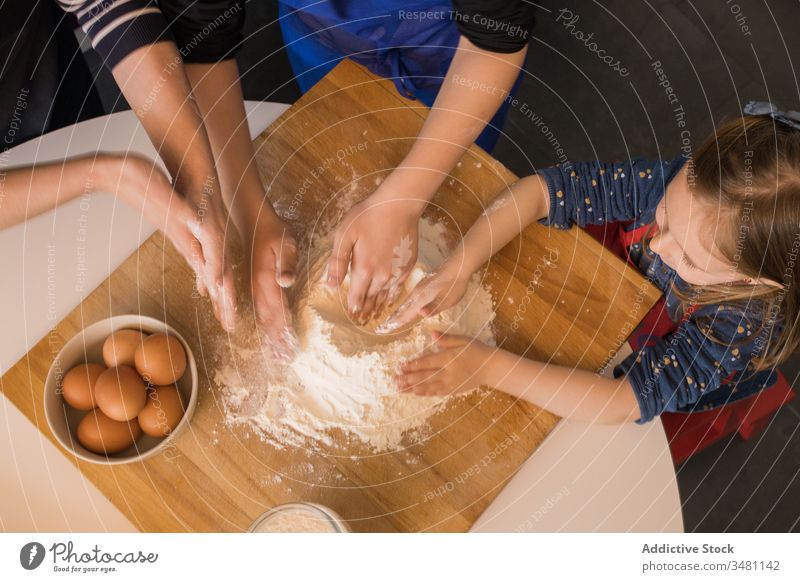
left=1, top=60, right=662, bottom=532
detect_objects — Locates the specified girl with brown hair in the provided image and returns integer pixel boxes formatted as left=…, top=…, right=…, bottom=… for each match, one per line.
left=388, top=102, right=800, bottom=424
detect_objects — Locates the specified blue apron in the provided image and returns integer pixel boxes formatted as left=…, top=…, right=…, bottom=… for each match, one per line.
left=278, top=0, right=519, bottom=151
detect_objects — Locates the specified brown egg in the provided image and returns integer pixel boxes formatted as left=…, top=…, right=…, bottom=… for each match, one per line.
left=94, top=365, right=147, bottom=421
left=61, top=363, right=105, bottom=410
left=76, top=409, right=141, bottom=455
left=138, top=385, right=185, bottom=437
left=102, top=329, right=147, bottom=368
left=134, top=333, right=187, bottom=385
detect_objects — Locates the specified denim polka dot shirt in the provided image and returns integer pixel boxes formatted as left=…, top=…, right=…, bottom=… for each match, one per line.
left=537, top=156, right=780, bottom=423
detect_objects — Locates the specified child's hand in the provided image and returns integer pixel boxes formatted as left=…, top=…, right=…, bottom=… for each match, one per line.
left=172, top=169, right=237, bottom=332
left=377, top=263, right=471, bottom=333
left=244, top=213, right=298, bottom=360
left=116, top=155, right=237, bottom=331
left=396, top=331, right=496, bottom=396
left=326, top=190, right=421, bottom=321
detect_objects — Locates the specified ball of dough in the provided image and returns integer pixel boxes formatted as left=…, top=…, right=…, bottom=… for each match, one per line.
left=292, top=251, right=422, bottom=356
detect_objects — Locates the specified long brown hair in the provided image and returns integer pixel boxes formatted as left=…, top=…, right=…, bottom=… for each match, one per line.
left=665, top=115, right=800, bottom=369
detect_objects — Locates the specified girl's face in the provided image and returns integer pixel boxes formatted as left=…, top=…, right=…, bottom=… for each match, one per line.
left=650, top=164, right=763, bottom=286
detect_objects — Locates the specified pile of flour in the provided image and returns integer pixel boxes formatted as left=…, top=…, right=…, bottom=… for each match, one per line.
left=251, top=507, right=339, bottom=533
left=213, top=219, right=495, bottom=452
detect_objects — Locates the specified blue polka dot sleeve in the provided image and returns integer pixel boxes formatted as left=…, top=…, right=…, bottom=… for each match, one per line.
left=535, top=157, right=684, bottom=228
left=614, top=305, right=772, bottom=423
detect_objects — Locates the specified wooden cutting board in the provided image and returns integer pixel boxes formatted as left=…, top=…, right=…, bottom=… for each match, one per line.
left=0, top=60, right=661, bottom=532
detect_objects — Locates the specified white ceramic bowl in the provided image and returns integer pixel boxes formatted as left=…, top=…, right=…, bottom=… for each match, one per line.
left=44, top=315, right=198, bottom=465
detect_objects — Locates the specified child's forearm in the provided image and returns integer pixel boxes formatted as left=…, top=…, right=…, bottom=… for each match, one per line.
left=483, top=347, right=640, bottom=424
left=445, top=174, right=550, bottom=277
left=450, top=175, right=638, bottom=423
left=382, top=37, right=526, bottom=211
left=0, top=155, right=123, bottom=230
left=112, top=43, right=219, bottom=199
left=184, top=60, right=277, bottom=239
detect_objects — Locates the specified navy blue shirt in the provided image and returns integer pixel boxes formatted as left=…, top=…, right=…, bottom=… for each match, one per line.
left=537, top=157, right=779, bottom=423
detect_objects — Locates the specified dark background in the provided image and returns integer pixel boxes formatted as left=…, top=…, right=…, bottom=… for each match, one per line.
left=81, top=0, right=800, bottom=532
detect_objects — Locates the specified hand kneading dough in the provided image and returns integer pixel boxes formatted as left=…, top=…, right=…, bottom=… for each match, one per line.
left=269, top=236, right=495, bottom=450
left=214, top=220, right=496, bottom=452
left=292, top=251, right=429, bottom=356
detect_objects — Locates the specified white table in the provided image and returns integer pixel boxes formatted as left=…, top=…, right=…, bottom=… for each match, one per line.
left=0, top=103, right=683, bottom=532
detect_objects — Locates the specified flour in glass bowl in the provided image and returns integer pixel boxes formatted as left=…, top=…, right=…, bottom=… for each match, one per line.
left=213, top=218, right=495, bottom=452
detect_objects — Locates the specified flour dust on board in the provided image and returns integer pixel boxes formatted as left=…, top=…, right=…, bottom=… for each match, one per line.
left=212, top=218, right=496, bottom=452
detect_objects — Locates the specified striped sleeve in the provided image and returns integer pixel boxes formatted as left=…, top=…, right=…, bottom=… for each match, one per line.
left=57, top=0, right=173, bottom=69
left=159, top=0, right=246, bottom=63
left=57, top=0, right=245, bottom=69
